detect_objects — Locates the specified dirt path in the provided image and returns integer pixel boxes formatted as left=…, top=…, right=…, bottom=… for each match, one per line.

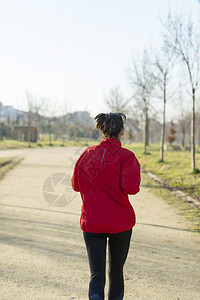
left=0, top=147, right=199, bottom=300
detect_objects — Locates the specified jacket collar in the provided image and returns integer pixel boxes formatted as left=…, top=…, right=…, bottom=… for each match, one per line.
left=100, top=137, right=121, bottom=147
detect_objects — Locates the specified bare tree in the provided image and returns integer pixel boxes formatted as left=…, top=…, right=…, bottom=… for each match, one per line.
left=154, top=50, right=173, bottom=162
left=25, top=92, right=47, bottom=144
left=0, top=103, right=2, bottom=140
left=175, top=92, right=191, bottom=148
left=127, top=50, right=156, bottom=153
left=25, top=91, right=35, bottom=147
left=105, top=86, right=140, bottom=143
left=178, top=110, right=190, bottom=148
left=56, top=101, right=68, bottom=144
left=196, top=101, right=200, bottom=146
left=32, top=97, right=46, bottom=142
left=105, top=85, right=134, bottom=115
left=163, top=14, right=200, bottom=171
left=42, top=100, right=57, bottom=145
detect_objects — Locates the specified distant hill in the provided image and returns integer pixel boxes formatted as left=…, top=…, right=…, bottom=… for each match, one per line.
left=0, top=101, right=95, bottom=127
left=65, top=111, right=95, bottom=127
left=0, top=102, right=147, bottom=142
left=0, top=102, right=27, bottom=124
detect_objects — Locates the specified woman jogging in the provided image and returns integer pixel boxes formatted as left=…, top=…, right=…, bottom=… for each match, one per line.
left=71, top=112, right=141, bottom=300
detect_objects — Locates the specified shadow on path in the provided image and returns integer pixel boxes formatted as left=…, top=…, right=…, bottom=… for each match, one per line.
left=137, top=222, right=197, bottom=233
left=0, top=203, right=196, bottom=233
left=0, top=203, right=80, bottom=216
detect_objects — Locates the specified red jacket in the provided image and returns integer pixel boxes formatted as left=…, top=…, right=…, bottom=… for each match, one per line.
left=71, top=137, right=141, bottom=233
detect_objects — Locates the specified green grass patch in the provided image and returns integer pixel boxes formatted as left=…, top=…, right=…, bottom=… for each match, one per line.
left=0, top=137, right=97, bottom=150
left=0, top=157, right=13, bottom=166
left=141, top=172, right=200, bottom=233
left=0, top=157, right=24, bottom=180
left=192, top=168, right=200, bottom=174
left=123, top=142, right=200, bottom=232
left=0, top=139, right=32, bottom=149
left=124, top=143, right=200, bottom=203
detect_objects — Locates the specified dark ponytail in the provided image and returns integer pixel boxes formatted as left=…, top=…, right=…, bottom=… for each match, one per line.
left=94, top=112, right=126, bottom=138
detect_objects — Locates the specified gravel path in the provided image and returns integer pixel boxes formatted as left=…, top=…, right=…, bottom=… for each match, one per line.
left=0, top=147, right=199, bottom=300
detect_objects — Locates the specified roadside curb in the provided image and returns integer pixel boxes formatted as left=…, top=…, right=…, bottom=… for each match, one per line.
left=143, top=169, right=200, bottom=209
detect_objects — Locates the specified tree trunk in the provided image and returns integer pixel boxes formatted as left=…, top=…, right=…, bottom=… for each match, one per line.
left=191, top=88, right=195, bottom=170
left=146, top=118, right=150, bottom=146
left=48, top=119, right=51, bottom=145
left=36, top=114, right=40, bottom=141
left=181, top=126, right=185, bottom=148
left=160, top=93, right=166, bottom=162
left=62, top=128, right=65, bottom=144
left=0, top=106, right=2, bottom=140
left=0, top=125, right=2, bottom=140
left=28, top=113, right=31, bottom=148
left=144, top=106, right=148, bottom=153
left=198, top=125, right=200, bottom=146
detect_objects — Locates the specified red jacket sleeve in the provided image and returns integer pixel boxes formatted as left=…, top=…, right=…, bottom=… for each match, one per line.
left=120, top=152, right=141, bottom=195
left=71, top=151, right=87, bottom=192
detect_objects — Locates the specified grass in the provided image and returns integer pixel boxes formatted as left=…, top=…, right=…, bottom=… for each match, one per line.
left=0, top=157, right=24, bottom=180
left=125, top=143, right=200, bottom=202
left=123, top=142, right=200, bottom=233
left=141, top=172, right=200, bottom=233
left=0, top=137, right=96, bottom=150
left=0, top=157, right=13, bottom=165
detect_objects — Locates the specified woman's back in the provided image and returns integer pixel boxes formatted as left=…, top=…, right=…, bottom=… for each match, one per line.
left=71, top=112, right=141, bottom=299
left=71, top=136, right=140, bottom=233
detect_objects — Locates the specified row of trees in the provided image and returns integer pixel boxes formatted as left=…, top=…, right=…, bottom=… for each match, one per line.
left=0, top=92, right=98, bottom=144
left=105, top=12, right=200, bottom=172
left=25, top=92, right=97, bottom=145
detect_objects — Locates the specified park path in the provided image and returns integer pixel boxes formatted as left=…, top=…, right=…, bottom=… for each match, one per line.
left=0, top=146, right=199, bottom=300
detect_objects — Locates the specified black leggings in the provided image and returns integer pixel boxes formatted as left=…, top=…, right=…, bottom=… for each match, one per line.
left=83, top=228, right=132, bottom=300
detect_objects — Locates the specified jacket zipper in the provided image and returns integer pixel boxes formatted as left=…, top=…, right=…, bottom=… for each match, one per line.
left=101, top=148, right=106, bottom=163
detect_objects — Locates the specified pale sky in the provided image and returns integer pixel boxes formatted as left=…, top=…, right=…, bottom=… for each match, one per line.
left=0, top=0, right=199, bottom=118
